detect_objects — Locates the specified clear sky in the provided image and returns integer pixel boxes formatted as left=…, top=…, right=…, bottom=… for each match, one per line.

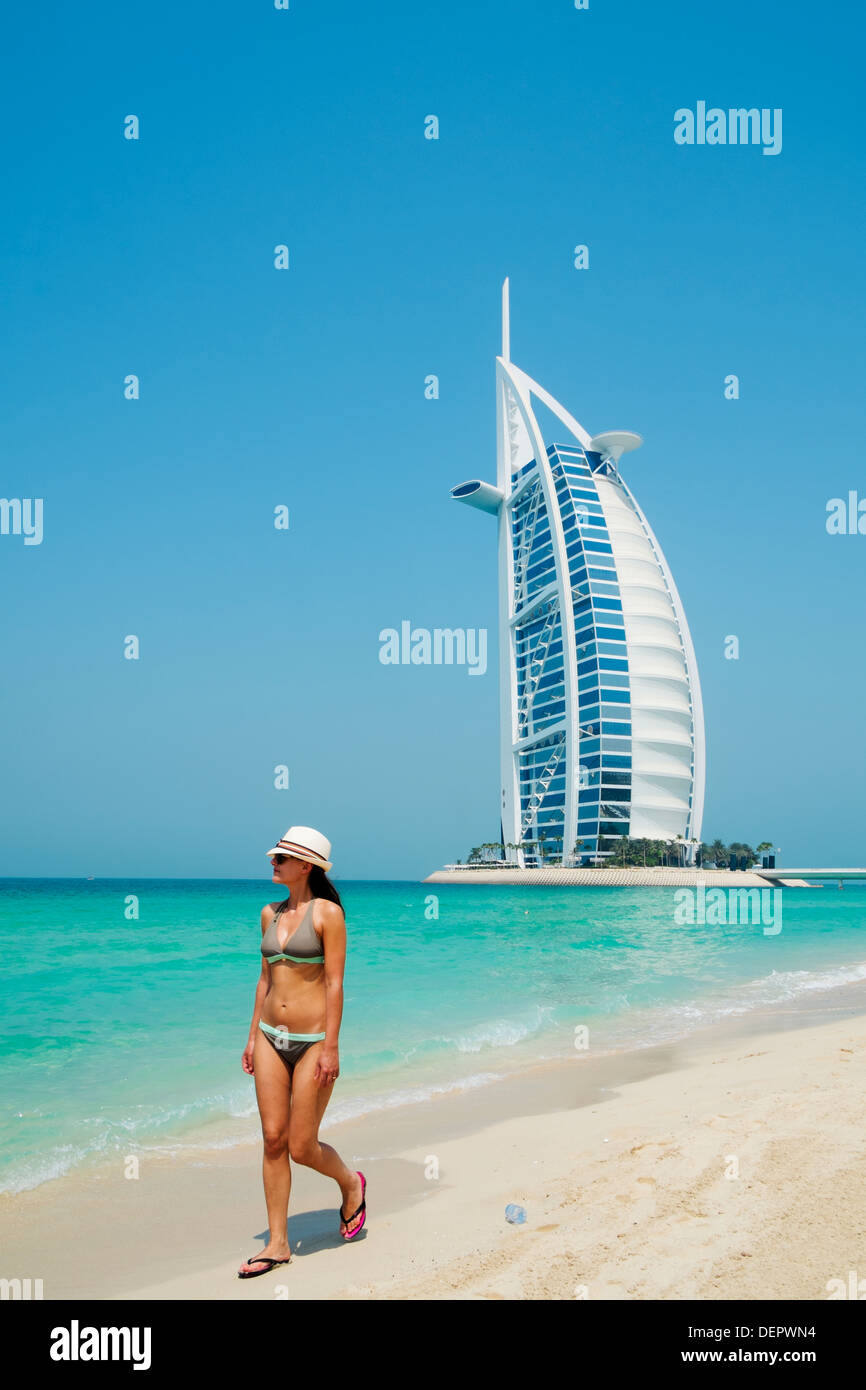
left=2, top=1, right=864, bottom=879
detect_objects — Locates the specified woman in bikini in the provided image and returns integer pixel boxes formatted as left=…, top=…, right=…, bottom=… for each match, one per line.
left=238, top=825, right=366, bottom=1277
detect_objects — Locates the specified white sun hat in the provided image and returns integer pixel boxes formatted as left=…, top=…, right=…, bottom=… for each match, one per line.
left=266, top=825, right=333, bottom=871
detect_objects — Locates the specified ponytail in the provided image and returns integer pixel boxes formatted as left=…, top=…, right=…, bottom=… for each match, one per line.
left=309, top=864, right=344, bottom=911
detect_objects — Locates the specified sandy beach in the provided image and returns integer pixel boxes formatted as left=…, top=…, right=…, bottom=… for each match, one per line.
left=4, top=995, right=866, bottom=1302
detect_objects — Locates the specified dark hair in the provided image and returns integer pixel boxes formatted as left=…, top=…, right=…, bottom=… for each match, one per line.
left=309, top=864, right=343, bottom=911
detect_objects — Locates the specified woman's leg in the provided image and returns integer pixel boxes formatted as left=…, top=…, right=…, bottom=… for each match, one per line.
left=238, top=1030, right=294, bottom=1273
left=288, top=1042, right=365, bottom=1236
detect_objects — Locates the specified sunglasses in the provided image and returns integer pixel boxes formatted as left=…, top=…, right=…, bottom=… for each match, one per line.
left=271, top=854, right=290, bottom=865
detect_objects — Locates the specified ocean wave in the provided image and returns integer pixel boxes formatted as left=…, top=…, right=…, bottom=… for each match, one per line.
left=599, top=959, right=866, bottom=1053
left=671, top=960, right=866, bottom=1020
left=437, top=1004, right=557, bottom=1055
left=0, top=1085, right=259, bottom=1195
left=6, top=960, right=866, bottom=1195
left=320, top=1071, right=504, bottom=1127
left=0, top=1069, right=507, bottom=1194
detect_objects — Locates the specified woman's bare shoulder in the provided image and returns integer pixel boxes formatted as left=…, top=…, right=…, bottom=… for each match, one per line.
left=260, top=900, right=282, bottom=928
left=315, top=898, right=345, bottom=927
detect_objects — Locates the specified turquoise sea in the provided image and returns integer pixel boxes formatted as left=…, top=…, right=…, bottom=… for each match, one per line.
left=2, top=877, right=866, bottom=1195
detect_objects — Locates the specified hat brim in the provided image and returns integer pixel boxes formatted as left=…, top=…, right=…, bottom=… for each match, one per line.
left=266, top=846, right=333, bottom=872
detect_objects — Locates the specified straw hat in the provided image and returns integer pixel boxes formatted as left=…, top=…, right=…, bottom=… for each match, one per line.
left=266, top=825, right=333, bottom=871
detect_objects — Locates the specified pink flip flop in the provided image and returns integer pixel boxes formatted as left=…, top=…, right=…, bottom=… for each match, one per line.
left=340, top=1171, right=367, bottom=1241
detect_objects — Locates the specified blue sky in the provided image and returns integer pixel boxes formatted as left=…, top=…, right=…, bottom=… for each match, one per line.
left=1, top=0, right=864, bottom=879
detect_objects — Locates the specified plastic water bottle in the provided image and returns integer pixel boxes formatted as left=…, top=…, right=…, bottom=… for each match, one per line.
left=505, top=1203, right=526, bottom=1224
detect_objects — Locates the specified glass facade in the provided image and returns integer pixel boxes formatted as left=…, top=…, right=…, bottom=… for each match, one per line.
left=511, top=444, right=637, bottom=864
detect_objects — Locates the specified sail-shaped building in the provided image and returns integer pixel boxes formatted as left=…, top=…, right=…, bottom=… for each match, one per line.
left=451, top=281, right=705, bottom=867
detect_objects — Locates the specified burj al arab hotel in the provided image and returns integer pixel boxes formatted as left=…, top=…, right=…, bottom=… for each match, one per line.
left=451, top=281, right=705, bottom=867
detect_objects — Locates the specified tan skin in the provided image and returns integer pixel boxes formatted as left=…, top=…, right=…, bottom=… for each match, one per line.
left=237, top=853, right=363, bottom=1275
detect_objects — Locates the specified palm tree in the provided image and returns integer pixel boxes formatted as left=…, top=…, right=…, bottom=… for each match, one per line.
left=680, top=836, right=700, bottom=867
left=729, top=841, right=757, bottom=869
left=709, top=839, right=728, bottom=868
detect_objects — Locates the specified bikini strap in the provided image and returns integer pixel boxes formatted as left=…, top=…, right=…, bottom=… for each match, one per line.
left=268, top=897, right=314, bottom=940
left=274, top=897, right=315, bottom=919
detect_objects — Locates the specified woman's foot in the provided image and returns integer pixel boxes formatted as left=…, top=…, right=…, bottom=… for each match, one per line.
left=339, top=1170, right=366, bottom=1239
left=238, top=1244, right=292, bottom=1277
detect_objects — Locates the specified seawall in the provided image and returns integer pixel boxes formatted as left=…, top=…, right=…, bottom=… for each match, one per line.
left=423, top=867, right=801, bottom=888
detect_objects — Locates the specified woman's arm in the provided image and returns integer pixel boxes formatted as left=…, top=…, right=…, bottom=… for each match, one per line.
left=315, top=900, right=347, bottom=1085
left=241, top=907, right=274, bottom=1074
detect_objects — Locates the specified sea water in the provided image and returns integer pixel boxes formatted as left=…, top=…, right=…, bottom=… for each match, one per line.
left=2, top=877, right=865, bottom=1194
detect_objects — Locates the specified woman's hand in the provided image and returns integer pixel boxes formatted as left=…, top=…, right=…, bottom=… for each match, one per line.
left=315, top=1047, right=340, bottom=1088
left=242, top=1040, right=255, bottom=1075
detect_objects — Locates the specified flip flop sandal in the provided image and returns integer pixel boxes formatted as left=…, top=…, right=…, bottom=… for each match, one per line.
left=237, top=1253, right=293, bottom=1279
left=340, top=1171, right=367, bottom=1241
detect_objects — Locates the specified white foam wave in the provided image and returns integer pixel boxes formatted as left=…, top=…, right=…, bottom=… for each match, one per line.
left=7, top=961, right=866, bottom=1194
left=605, top=959, right=866, bottom=1053
left=439, top=1004, right=557, bottom=1054
left=321, top=1071, right=504, bottom=1127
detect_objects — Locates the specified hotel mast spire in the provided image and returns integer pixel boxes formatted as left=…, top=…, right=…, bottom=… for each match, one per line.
left=501, top=277, right=510, bottom=362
